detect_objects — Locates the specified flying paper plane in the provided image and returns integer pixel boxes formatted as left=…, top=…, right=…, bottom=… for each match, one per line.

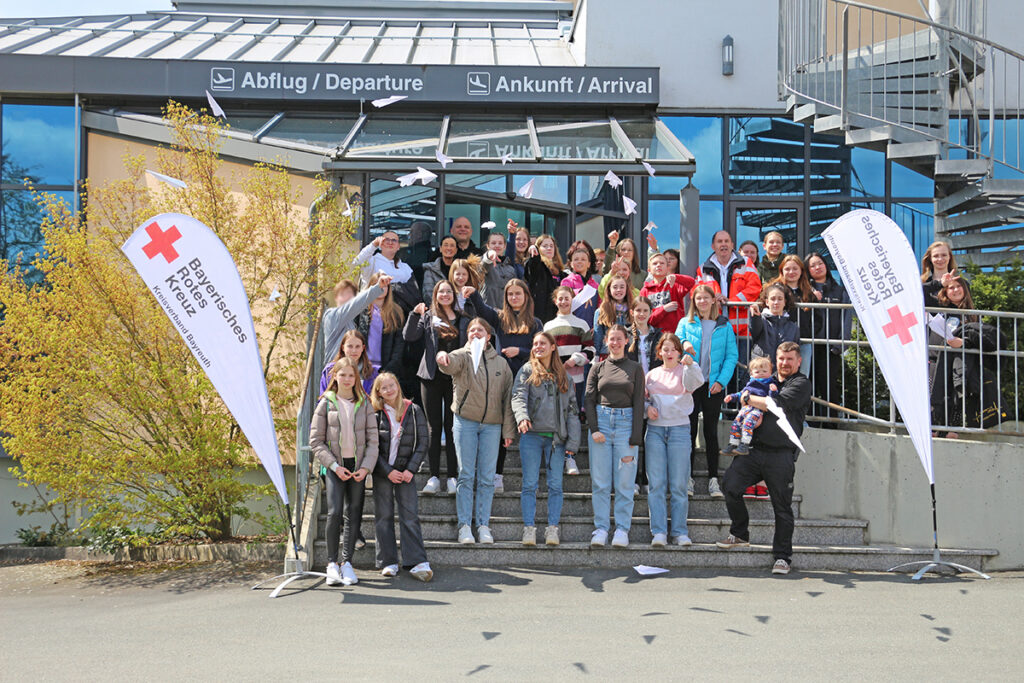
left=372, top=95, right=407, bottom=108
left=480, top=221, right=496, bottom=230
left=269, top=287, right=281, bottom=302
left=643, top=221, right=657, bottom=232
left=343, top=199, right=353, bottom=217
left=435, top=149, right=453, bottom=168
left=517, top=178, right=535, bottom=199
left=622, top=195, right=638, bottom=216
left=145, top=169, right=187, bottom=189
left=205, top=90, right=226, bottom=118
left=642, top=161, right=656, bottom=177
left=397, top=167, right=438, bottom=187
left=500, top=153, right=513, bottom=165
left=604, top=170, right=623, bottom=188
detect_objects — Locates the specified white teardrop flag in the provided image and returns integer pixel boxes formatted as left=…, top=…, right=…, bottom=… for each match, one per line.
left=822, top=209, right=932, bottom=483
left=121, top=213, right=289, bottom=504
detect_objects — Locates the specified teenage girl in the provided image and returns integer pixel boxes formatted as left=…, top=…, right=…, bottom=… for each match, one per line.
left=593, top=274, right=635, bottom=360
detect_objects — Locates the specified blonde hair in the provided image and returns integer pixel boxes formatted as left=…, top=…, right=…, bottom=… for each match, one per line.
left=921, top=240, right=958, bottom=283
left=497, top=279, right=537, bottom=336
left=616, top=238, right=642, bottom=274
left=768, top=254, right=814, bottom=303
left=597, top=275, right=635, bottom=327
left=450, top=255, right=484, bottom=290
left=684, top=283, right=722, bottom=322
left=325, top=357, right=367, bottom=403
left=333, top=278, right=358, bottom=298
left=525, top=332, right=570, bottom=394
left=369, top=372, right=405, bottom=411
left=367, top=272, right=405, bottom=333
left=747, top=356, right=774, bottom=374
left=535, top=234, right=564, bottom=274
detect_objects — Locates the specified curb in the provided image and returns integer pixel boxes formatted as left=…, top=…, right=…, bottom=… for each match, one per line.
left=0, top=542, right=286, bottom=565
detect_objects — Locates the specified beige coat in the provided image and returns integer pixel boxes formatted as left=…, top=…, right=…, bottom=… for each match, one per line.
left=310, top=394, right=378, bottom=473
left=437, top=344, right=517, bottom=441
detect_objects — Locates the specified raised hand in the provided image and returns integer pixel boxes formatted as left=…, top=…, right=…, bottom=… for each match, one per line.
left=461, top=286, right=476, bottom=299
left=607, top=230, right=619, bottom=247
left=528, top=245, right=539, bottom=257
left=413, top=302, right=427, bottom=316
left=647, top=233, right=658, bottom=250
left=662, top=301, right=679, bottom=312
left=502, top=347, right=520, bottom=358
left=436, top=351, right=450, bottom=367
left=377, top=273, right=393, bottom=289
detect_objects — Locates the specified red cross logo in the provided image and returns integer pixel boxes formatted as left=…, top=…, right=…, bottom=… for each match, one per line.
left=882, top=305, right=918, bottom=345
left=141, top=222, right=182, bottom=263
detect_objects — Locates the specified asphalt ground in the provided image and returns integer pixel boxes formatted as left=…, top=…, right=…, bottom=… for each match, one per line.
left=1, top=560, right=1021, bottom=681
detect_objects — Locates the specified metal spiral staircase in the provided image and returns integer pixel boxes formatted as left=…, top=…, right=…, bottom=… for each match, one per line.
left=780, top=0, right=1024, bottom=267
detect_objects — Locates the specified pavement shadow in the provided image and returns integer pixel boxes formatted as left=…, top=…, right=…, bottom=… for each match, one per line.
left=78, top=560, right=279, bottom=594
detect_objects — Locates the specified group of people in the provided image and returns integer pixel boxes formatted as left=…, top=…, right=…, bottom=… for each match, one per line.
left=309, top=217, right=976, bottom=583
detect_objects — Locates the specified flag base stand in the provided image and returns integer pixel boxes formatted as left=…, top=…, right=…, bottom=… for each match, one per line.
left=251, top=556, right=330, bottom=598
left=888, top=548, right=991, bottom=581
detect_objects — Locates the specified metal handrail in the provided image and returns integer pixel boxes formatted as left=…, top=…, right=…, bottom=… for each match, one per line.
left=780, top=0, right=1024, bottom=176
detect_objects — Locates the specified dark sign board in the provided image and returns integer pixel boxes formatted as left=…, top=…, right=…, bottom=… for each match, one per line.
left=0, top=54, right=658, bottom=106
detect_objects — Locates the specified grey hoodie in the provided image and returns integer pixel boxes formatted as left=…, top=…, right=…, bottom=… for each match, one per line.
left=511, top=363, right=582, bottom=453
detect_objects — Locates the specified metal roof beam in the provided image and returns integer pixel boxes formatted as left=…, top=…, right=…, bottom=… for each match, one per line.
left=609, top=116, right=642, bottom=162
left=336, top=114, right=366, bottom=157
left=226, top=18, right=280, bottom=61
left=44, top=15, right=131, bottom=56
left=315, top=21, right=350, bottom=62
left=403, top=22, right=422, bottom=65
left=180, top=17, right=244, bottom=60
left=136, top=16, right=208, bottom=58
left=0, top=17, right=82, bottom=54
left=0, top=20, right=36, bottom=41
left=271, top=19, right=315, bottom=61
left=91, top=14, right=174, bottom=57
left=252, top=111, right=285, bottom=141
left=526, top=116, right=542, bottom=161
left=359, top=22, right=387, bottom=64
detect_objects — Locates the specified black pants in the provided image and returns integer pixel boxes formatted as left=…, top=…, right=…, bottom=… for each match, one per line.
left=372, top=474, right=429, bottom=569
left=690, top=382, right=725, bottom=479
left=811, top=346, right=841, bottom=426
left=421, top=373, right=457, bottom=478
left=325, top=465, right=366, bottom=564
left=497, top=440, right=506, bottom=475
left=721, top=447, right=796, bottom=562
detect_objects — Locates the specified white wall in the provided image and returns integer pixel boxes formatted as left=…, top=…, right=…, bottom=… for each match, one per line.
left=798, top=428, right=1024, bottom=570
left=577, top=0, right=783, bottom=111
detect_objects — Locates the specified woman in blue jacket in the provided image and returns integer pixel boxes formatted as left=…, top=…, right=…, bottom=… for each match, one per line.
left=675, top=284, right=738, bottom=500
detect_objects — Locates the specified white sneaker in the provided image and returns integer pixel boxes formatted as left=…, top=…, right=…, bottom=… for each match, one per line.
left=564, top=456, right=580, bottom=475
left=522, top=526, right=536, bottom=546
left=446, top=477, right=457, bottom=494
left=708, top=477, right=724, bottom=499
left=493, top=474, right=504, bottom=492
left=325, top=562, right=343, bottom=586
left=590, top=529, right=608, bottom=547
left=612, top=529, right=629, bottom=548
left=364, top=475, right=373, bottom=490
left=478, top=526, right=494, bottom=544
left=687, top=477, right=695, bottom=497
left=545, top=526, right=560, bottom=546
left=410, top=562, right=433, bottom=582
left=674, top=534, right=693, bottom=547
left=340, top=561, right=358, bottom=586
left=772, top=559, right=792, bottom=575
left=458, top=524, right=475, bottom=544
left=651, top=533, right=668, bottom=547
left=381, top=564, right=399, bottom=577
left=422, top=476, right=441, bottom=494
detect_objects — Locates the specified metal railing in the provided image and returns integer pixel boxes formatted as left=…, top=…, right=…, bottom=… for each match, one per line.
left=727, top=300, right=1023, bottom=437
left=780, top=0, right=1024, bottom=176
left=291, top=307, right=326, bottom=561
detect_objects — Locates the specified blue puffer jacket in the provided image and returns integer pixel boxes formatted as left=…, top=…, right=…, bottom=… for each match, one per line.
left=674, top=314, right=738, bottom=389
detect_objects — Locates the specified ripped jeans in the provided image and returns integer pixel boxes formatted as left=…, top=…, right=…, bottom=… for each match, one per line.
left=589, top=405, right=638, bottom=533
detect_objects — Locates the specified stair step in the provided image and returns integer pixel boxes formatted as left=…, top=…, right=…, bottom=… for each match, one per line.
left=347, top=515, right=868, bottom=546
left=943, top=202, right=1024, bottom=231
left=954, top=250, right=1024, bottom=268
left=934, top=158, right=991, bottom=181
left=947, top=224, right=1024, bottom=250
left=887, top=139, right=941, bottom=160
left=312, top=540, right=996, bottom=573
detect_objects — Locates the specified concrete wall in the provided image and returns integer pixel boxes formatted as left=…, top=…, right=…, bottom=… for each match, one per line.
left=798, top=428, right=1024, bottom=570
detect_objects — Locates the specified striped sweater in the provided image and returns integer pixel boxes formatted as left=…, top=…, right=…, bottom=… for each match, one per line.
left=544, top=313, right=595, bottom=385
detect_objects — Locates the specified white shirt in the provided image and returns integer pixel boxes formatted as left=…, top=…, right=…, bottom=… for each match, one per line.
left=356, top=242, right=414, bottom=287
left=384, top=404, right=403, bottom=466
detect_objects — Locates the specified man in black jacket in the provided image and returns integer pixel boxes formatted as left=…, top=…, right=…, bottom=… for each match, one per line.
left=716, top=341, right=812, bottom=575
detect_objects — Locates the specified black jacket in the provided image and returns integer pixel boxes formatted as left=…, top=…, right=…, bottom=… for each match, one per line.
left=627, top=326, right=664, bottom=373
left=373, top=401, right=428, bottom=474
left=749, top=313, right=800, bottom=362
left=811, top=277, right=852, bottom=352
left=751, top=372, right=811, bottom=451
left=523, top=254, right=560, bottom=323
left=356, top=310, right=406, bottom=377
left=402, top=309, right=468, bottom=381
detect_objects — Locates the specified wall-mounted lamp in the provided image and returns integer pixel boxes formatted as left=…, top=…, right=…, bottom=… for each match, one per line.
left=722, top=35, right=734, bottom=76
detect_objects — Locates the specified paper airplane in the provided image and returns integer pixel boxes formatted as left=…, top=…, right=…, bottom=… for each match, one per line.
left=517, top=178, right=535, bottom=199
left=604, top=170, right=623, bottom=188
left=145, top=169, right=187, bottom=189
left=480, top=221, right=496, bottom=230
left=372, top=95, right=407, bottom=108
left=397, top=167, right=438, bottom=187
left=622, top=195, right=638, bottom=216
left=500, top=153, right=513, bottom=165
left=764, top=396, right=806, bottom=452
left=470, top=337, right=485, bottom=373
left=643, top=221, right=657, bottom=232
left=633, top=565, right=670, bottom=576
left=205, top=90, right=225, bottom=118
left=342, top=199, right=353, bottom=217
left=436, top=149, right=453, bottom=168
left=269, top=287, right=281, bottom=302
left=642, top=161, right=656, bottom=177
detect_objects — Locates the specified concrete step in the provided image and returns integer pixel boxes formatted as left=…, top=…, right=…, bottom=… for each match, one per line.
left=944, top=202, right=1024, bottom=231
left=313, top=539, right=997, bottom=573
left=409, top=469, right=728, bottom=494
left=323, top=491, right=802, bottom=520
left=348, top=514, right=868, bottom=546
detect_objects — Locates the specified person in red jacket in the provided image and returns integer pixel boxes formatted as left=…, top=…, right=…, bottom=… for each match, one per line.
left=695, top=231, right=762, bottom=392
left=642, top=252, right=695, bottom=334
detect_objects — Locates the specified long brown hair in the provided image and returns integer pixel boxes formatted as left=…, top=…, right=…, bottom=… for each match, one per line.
left=525, top=331, right=570, bottom=394
left=513, top=226, right=531, bottom=265
left=324, top=356, right=367, bottom=403
left=367, top=272, right=405, bottom=333
left=616, top=238, right=642, bottom=274
left=430, top=280, right=461, bottom=341
left=921, top=240, right=958, bottom=283
left=684, top=283, right=721, bottom=322
left=565, top=239, right=597, bottom=280
left=937, top=275, right=977, bottom=323
left=335, top=329, right=373, bottom=380
left=769, top=254, right=814, bottom=303
left=597, top=274, right=635, bottom=327
left=655, top=332, right=685, bottom=362
left=535, top=234, right=564, bottom=275
left=498, top=278, right=537, bottom=335
left=629, top=296, right=653, bottom=353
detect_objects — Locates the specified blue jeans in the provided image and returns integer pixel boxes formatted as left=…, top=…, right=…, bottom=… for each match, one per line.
left=645, top=423, right=692, bottom=537
left=453, top=415, right=501, bottom=528
left=589, top=405, right=638, bottom=532
left=518, top=432, right=566, bottom=527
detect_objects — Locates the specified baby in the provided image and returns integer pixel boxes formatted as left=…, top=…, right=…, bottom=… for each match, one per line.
left=720, top=356, right=778, bottom=455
